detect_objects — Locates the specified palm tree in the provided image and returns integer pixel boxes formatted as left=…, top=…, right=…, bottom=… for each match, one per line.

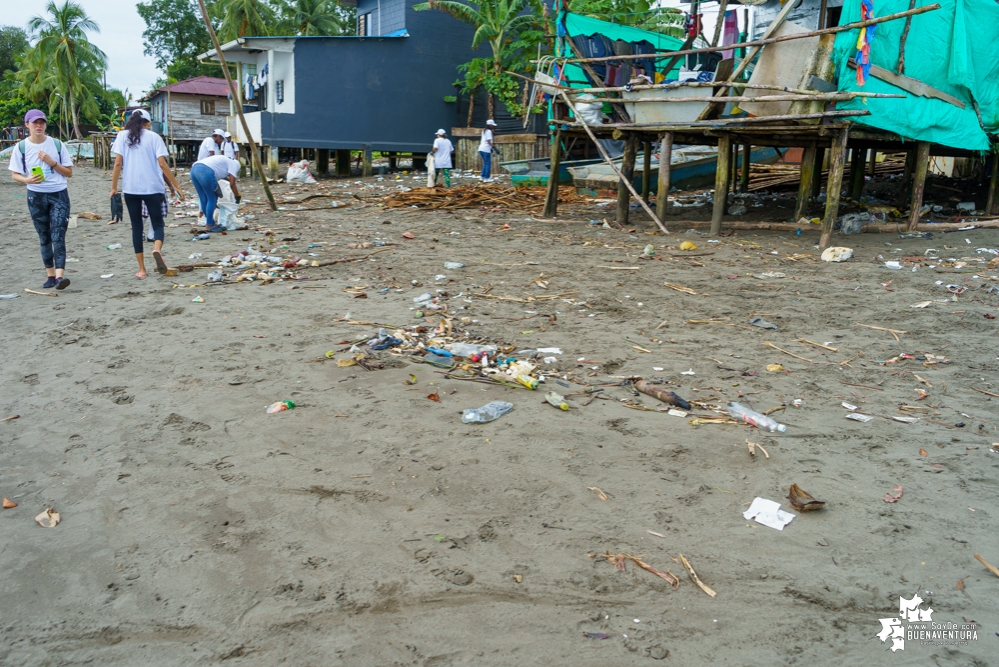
left=414, top=0, right=539, bottom=117
left=213, top=0, right=277, bottom=41
left=281, top=0, right=349, bottom=36
left=25, top=1, right=107, bottom=139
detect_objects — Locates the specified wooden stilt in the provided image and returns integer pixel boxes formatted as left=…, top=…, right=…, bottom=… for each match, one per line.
left=819, top=129, right=849, bottom=249
left=849, top=147, right=865, bottom=199
left=898, top=148, right=915, bottom=205
left=811, top=146, right=824, bottom=198
left=795, top=142, right=817, bottom=221
left=617, top=134, right=638, bottom=227
left=316, top=148, right=329, bottom=175
left=335, top=149, right=350, bottom=176
left=641, top=141, right=652, bottom=203
left=741, top=143, right=751, bottom=192
left=986, top=152, right=998, bottom=215
left=362, top=149, right=372, bottom=177
left=711, top=133, right=732, bottom=235
left=388, top=152, right=397, bottom=171
left=730, top=141, right=738, bottom=193
left=267, top=145, right=279, bottom=180
left=867, top=148, right=876, bottom=177
left=656, top=131, right=673, bottom=221
left=907, top=142, right=930, bottom=231
left=543, top=126, right=562, bottom=218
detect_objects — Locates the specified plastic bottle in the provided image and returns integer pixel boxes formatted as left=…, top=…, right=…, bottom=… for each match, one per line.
left=444, top=261, right=466, bottom=269
left=727, top=401, right=786, bottom=432
left=107, top=243, right=122, bottom=250
left=461, top=400, right=514, bottom=424
left=266, top=400, right=295, bottom=414
left=446, top=342, right=497, bottom=357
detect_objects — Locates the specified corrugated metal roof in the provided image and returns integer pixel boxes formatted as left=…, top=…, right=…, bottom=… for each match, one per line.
left=146, top=76, right=230, bottom=99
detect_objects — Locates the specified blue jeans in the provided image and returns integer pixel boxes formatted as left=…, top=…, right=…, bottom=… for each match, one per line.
left=27, top=189, right=70, bottom=269
left=479, top=150, right=491, bottom=179
left=190, top=163, right=218, bottom=226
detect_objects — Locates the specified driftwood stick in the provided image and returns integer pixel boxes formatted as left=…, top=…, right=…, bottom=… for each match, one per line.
left=974, top=553, right=999, bottom=578
left=764, top=341, right=814, bottom=363
left=599, top=93, right=903, bottom=104
left=542, top=3, right=941, bottom=65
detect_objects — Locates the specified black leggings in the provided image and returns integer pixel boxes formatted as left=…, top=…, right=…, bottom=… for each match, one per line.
left=124, top=193, right=165, bottom=253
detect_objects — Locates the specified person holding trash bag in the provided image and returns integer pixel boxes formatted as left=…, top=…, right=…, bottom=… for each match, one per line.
left=189, top=154, right=241, bottom=233
left=109, top=109, right=185, bottom=278
left=8, top=109, right=75, bottom=290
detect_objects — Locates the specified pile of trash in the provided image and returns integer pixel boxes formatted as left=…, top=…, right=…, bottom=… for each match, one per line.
left=198, top=245, right=319, bottom=284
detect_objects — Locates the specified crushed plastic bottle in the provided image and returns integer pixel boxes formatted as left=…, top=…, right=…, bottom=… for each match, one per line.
left=728, top=401, right=786, bottom=432
left=444, top=261, right=466, bottom=269
left=207, top=269, right=223, bottom=282
left=446, top=342, right=497, bottom=357
left=106, top=243, right=122, bottom=250
left=266, top=400, right=295, bottom=414
left=461, top=400, right=514, bottom=424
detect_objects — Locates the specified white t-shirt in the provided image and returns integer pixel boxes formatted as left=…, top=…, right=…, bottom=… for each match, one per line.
left=478, top=128, right=494, bottom=153
left=432, top=137, right=454, bottom=168
left=223, top=140, right=239, bottom=160
left=111, top=129, right=169, bottom=195
left=196, top=155, right=240, bottom=180
left=7, top=137, right=74, bottom=193
left=198, top=136, right=223, bottom=160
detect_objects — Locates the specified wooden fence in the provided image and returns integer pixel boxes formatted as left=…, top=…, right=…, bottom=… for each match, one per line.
left=450, top=128, right=548, bottom=173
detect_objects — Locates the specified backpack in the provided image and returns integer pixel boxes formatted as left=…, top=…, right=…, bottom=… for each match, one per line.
left=19, top=138, right=63, bottom=173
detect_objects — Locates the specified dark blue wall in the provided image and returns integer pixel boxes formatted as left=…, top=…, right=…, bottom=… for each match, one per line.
left=261, top=6, right=478, bottom=152
left=356, top=0, right=407, bottom=35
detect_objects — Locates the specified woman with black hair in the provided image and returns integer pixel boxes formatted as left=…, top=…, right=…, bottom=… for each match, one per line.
left=109, top=109, right=185, bottom=278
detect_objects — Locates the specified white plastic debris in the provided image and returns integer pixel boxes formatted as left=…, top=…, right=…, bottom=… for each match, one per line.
left=743, top=497, right=795, bottom=531
left=820, top=246, right=853, bottom=262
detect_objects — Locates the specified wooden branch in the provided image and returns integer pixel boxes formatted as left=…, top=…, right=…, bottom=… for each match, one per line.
left=764, top=341, right=814, bottom=363
left=974, top=553, right=999, bottom=578
left=794, top=338, right=838, bottom=352
left=563, top=110, right=870, bottom=130
left=897, top=0, right=917, bottom=74
left=600, top=93, right=902, bottom=104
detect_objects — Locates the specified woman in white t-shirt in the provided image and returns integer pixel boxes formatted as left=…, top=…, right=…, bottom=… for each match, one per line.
left=110, top=109, right=185, bottom=278
left=8, top=109, right=74, bottom=290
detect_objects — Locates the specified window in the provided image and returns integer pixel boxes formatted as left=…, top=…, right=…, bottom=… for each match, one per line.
left=276, top=80, right=284, bottom=104
left=358, top=12, right=370, bottom=36
left=200, top=100, right=215, bottom=115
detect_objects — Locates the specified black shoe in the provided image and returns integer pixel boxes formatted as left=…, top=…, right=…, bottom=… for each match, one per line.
left=42, top=277, right=57, bottom=289
left=56, top=277, right=71, bottom=290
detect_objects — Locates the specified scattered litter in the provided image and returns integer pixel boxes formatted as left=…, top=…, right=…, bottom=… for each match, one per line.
left=266, top=400, right=295, bottom=414
left=679, top=241, right=698, bottom=251
left=191, top=296, right=204, bottom=303
left=845, top=413, right=874, bottom=422
left=35, top=508, right=60, bottom=528
left=749, top=316, right=777, bottom=330
left=583, top=632, right=611, bottom=640
left=787, top=483, right=825, bottom=512
left=679, top=554, right=716, bottom=597
left=842, top=402, right=858, bottom=411
left=753, top=271, right=786, bottom=279
left=592, top=551, right=680, bottom=588
left=462, top=400, right=514, bottom=424
left=2, top=498, right=16, bottom=508
left=634, top=381, right=691, bottom=410
left=545, top=391, right=568, bottom=410
left=884, top=261, right=903, bottom=270
left=587, top=486, right=609, bottom=501
left=910, top=301, right=933, bottom=308
left=100, top=274, right=114, bottom=279
left=681, top=369, right=695, bottom=375
left=882, top=485, right=903, bottom=503
left=0, top=294, right=19, bottom=299
left=766, top=363, right=783, bottom=372
left=729, top=402, right=787, bottom=432
left=743, top=497, right=794, bottom=530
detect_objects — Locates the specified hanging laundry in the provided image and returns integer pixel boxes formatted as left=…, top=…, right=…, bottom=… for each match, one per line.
left=720, top=10, right=739, bottom=60
left=855, top=0, right=876, bottom=85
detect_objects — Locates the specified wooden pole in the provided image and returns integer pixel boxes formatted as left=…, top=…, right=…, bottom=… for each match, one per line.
left=740, top=144, right=751, bottom=192
left=617, top=134, right=638, bottom=226
left=711, top=0, right=729, bottom=47
left=849, top=148, right=865, bottom=199
left=898, top=148, right=915, bottom=205
left=641, top=140, right=652, bottom=203
left=656, top=131, right=673, bottom=221
left=810, top=147, right=824, bottom=200
left=317, top=148, right=329, bottom=175
left=711, top=133, right=731, bottom=235
left=196, top=0, right=276, bottom=211
left=730, top=141, right=739, bottom=194
left=558, top=91, right=669, bottom=234
left=795, top=142, right=817, bottom=220
left=167, top=88, right=176, bottom=171
left=543, top=125, right=562, bottom=218
left=986, top=152, right=999, bottom=216
left=548, top=3, right=941, bottom=66
left=819, top=129, right=850, bottom=248
left=907, top=142, right=931, bottom=231
left=868, top=149, right=877, bottom=177
left=897, top=0, right=918, bottom=74
left=362, top=149, right=372, bottom=177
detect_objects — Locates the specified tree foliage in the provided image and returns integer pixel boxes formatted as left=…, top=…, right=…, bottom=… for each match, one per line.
left=137, top=0, right=218, bottom=83
left=569, top=0, right=684, bottom=37
left=0, top=25, right=29, bottom=78
left=276, top=0, right=353, bottom=36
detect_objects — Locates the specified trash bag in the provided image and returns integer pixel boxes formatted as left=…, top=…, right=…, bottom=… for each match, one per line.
left=215, top=179, right=247, bottom=230
left=572, top=93, right=605, bottom=126
left=286, top=160, right=317, bottom=184
left=840, top=213, right=870, bottom=235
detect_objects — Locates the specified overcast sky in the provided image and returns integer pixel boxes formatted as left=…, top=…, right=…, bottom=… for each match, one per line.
left=5, top=1, right=161, bottom=100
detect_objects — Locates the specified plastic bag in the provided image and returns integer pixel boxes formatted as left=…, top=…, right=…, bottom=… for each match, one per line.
left=427, top=159, right=436, bottom=188
left=215, top=179, right=247, bottom=230
left=286, top=160, right=317, bottom=184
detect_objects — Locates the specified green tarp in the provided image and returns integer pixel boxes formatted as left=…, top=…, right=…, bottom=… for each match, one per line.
left=560, top=13, right=684, bottom=89
left=832, top=0, right=999, bottom=150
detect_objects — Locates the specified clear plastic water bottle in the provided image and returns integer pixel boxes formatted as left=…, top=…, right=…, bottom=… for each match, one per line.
left=728, top=401, right=787, bottom=432
left=444, top=262, right=466, bottom=269
left=461, top=400, right=514, bottom=424
left=107, top=243, right=122, bottom=250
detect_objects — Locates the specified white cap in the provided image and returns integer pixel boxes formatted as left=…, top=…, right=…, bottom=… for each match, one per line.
left=212, top=128, right=224, bottom=136
left=132, top=109, right=151, bottom=121
left=436, top=128, right=446, bottom=136
left=223, top=131, right=232, bottom=138
left=486, top=119, right=497, bottom=126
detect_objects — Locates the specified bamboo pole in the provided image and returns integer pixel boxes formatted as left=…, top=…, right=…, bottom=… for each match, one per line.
left=820, top=129, right=850, bottom=248
left=596, top=93, right=903, bottom=104
left=543, top=125, right=562, bottom=218
left=907, top=142, right=931, bottom=231
left=740, top=144, right=751, bottom=192
left=656, top=131, right=673, bottom=221
left=795, top=142, right=816, bottom=220
left=617, top=135, right=638, bottom=226
left=711, top=133, right=731, bottom=235
left=196, top=0, right=276, bottom=211
left=559, top=91, right=669, bottom=235
left=563, top=109, right=870, bottom=130
left=986, top=152, right=999, bottom=216
left=541, top=3, right=941, bottom=66
left=641, top=141, right=652, bottom=203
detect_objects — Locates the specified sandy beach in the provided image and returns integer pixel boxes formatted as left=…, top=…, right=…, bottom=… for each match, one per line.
left=1, top=162, right=996, bottom=666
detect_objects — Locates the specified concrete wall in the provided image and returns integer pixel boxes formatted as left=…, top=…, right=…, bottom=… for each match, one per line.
left=260, top=7, right=478, bottom=152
